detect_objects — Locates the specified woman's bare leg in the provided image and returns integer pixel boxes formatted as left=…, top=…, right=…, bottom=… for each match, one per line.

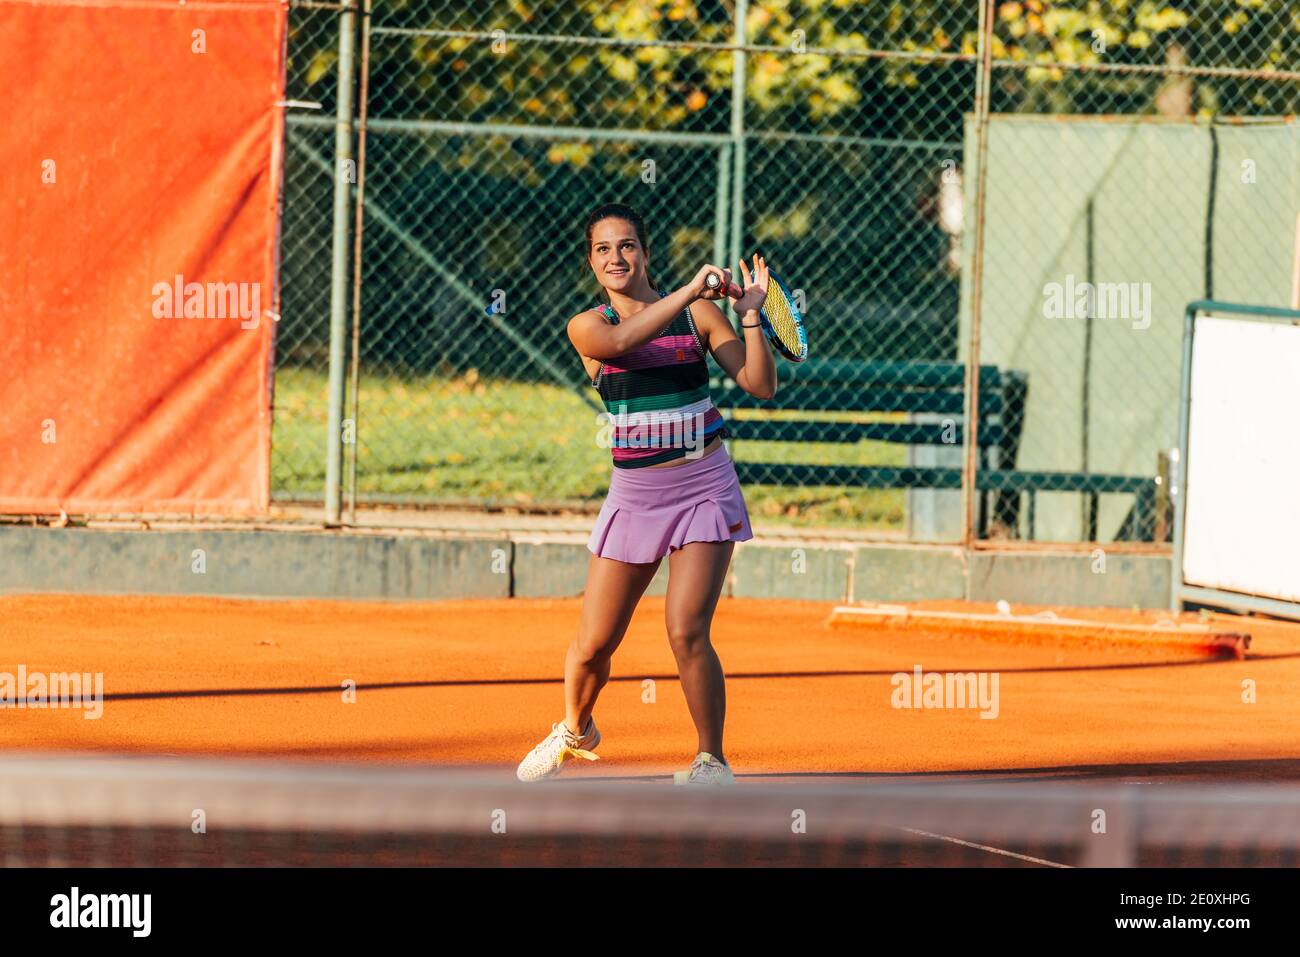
left=664, top=540, right=734, bottom=762
left=564, top=553, right=661, bottom=734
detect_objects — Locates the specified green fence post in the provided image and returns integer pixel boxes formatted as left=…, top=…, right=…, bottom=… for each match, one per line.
left=728, top=0, right=747, bottom=280
left=714, top=142, right=731, bottom=273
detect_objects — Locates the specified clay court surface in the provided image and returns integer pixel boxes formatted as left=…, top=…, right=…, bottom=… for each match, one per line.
left=3, top=593, right=1300, bottom=786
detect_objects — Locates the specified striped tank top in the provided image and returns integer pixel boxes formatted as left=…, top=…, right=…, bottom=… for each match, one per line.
left=590, top=296, right=730, bottom=468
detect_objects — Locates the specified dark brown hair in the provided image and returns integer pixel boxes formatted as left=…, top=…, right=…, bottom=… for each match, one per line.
left=583, top=203, right=659, bottom=300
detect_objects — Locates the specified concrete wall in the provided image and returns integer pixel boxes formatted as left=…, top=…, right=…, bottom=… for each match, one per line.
left=0, top=525, right=1171, bottom=609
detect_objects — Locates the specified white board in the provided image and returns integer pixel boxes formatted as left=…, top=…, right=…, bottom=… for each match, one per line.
left=1183, top=315, right=1300, bottom=602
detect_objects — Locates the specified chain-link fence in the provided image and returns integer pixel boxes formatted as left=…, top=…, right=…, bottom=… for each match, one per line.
left=276, top=0, right=1300, bottom=544
left=972, top=2, right=1300, bottom=545
left=274, top=1, right=355, bottom=500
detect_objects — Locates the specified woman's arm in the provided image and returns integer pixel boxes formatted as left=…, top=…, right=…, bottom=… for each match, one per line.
left=692, top=256, right=777, bottom=400
left=567, top=264, right=732, bottom=361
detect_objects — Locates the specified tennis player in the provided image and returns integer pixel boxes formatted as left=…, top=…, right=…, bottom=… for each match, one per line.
left=517, top=203, right=775, bottom=786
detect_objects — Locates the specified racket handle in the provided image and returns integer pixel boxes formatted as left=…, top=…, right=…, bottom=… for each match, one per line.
left=704, top=272, right=743, bottom=299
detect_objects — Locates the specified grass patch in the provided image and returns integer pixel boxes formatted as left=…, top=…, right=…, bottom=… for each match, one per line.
left=272, top=367, right=907, bottom=530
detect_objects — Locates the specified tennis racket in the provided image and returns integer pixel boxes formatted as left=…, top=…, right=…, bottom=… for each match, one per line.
left=706, top=268, right=808, bottom=362
left=757, top=269, right=808, bottom=362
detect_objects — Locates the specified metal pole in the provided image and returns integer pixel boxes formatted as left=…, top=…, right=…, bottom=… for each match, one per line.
left=715, top=141, right=733, bottom=457
left=1169, top=304, right=1196, bottom=611
left=325, top=4, right=356, bottom=525
left=962, top=0, right=995, bottom=547
left=1082, top=197, right=1095, bottom=539
left=1291, top=211, right=1300, bottom=309
left=346, top=0, right=373, bottom=526
left=728, top=0, right=747, bottom=282
left=713, top=143, right=731, bottom=271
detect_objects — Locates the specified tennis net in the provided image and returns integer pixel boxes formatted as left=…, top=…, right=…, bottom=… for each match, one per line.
left=3, top=754, right=1298, bottom=867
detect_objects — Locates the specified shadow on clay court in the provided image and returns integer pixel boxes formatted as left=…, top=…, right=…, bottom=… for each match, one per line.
left=46, top=650, right=1300, bottom=704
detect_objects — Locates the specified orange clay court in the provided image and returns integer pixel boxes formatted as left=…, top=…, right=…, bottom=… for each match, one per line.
left=4, top=593, right=1300, bottom=785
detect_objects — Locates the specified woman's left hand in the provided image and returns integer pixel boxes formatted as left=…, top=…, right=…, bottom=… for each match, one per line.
left=731, top=255, right=769, bottom=314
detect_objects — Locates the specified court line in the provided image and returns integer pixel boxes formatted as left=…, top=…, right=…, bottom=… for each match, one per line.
left=894, top=826, right=1073, bottom=868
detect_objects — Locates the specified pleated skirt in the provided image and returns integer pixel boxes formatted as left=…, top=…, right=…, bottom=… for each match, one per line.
left=587, top=443, right=754, bottom=564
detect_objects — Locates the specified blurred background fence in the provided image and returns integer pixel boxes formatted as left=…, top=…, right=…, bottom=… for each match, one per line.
left=276, top=1, right=1300, bottom=544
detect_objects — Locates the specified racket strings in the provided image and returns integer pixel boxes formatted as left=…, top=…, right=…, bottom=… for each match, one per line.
left=764, top=287, right=803, bottom=355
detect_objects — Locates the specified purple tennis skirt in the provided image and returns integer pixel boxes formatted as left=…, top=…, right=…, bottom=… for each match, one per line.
left=587, top=443, right=754, bottom=564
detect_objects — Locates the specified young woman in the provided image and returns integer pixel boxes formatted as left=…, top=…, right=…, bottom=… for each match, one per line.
left=516, top=203, right=776, bottom=786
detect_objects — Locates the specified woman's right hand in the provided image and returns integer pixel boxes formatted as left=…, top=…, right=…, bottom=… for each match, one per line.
left=690, top=264, right=735, bottom=301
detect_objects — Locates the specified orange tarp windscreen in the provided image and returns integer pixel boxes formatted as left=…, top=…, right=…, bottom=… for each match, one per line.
left=0, top=0, right=287, bottom=514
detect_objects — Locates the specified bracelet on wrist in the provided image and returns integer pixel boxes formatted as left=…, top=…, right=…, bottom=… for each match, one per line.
left=741, top=321, right=761, bottom=328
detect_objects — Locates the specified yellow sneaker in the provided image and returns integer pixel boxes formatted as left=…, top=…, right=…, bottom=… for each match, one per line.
left=515, top=717, right=600, bottom=782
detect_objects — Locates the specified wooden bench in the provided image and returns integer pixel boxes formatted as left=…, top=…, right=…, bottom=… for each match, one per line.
left=710, top=358, right=1158, bottom=540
